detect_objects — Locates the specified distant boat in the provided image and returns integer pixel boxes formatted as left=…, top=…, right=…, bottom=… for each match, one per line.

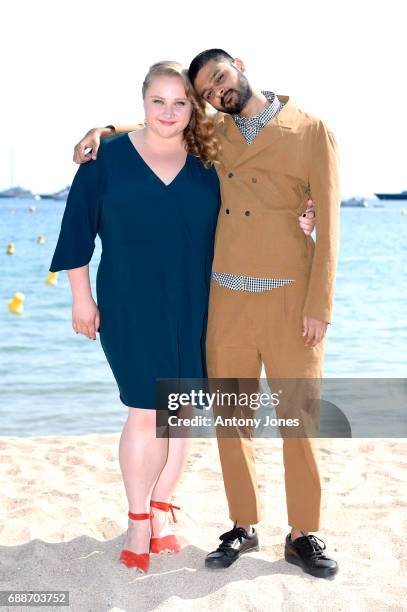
left=0, top=186, right=33, bottom=199
left=341, top=197, right=368, bottom=208
left=374, top=190, right=407, bottom=201
left=39, top=186, right=71, bottom=200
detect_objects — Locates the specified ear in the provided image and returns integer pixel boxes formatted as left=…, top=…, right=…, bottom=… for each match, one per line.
left=232, top=58, right=245, bottom=73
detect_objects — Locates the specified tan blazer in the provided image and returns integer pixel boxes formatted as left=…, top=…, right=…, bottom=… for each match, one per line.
left=212, top=95, right=340, bottom=323
left=113, top=94, right=340, bottom=322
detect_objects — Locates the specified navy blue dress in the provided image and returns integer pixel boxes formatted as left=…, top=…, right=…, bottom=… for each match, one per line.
left=50, top=133, right=220, bottom=408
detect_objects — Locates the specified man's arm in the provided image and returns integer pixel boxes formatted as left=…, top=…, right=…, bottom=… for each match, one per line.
left=73, top=123, right=142, bottom=164
left=303, top=120, right=340, bottom=327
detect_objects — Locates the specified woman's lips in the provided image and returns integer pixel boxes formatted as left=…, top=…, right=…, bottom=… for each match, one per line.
left=159, top=120, right=176, bottom=125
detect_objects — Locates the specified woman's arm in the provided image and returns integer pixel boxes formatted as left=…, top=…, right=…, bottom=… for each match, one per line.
left=68, top=266, right=99, bottom=340
left=50, top=155, right=103, bottom=340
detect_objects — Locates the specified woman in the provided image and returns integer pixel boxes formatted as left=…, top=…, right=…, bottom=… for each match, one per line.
left=50, top=61, right=220, bottom=574
left=51, top=61, right=315, bottom=574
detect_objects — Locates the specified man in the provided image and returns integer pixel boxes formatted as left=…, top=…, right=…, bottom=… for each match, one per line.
left=73, top=49, right=340, bottom=578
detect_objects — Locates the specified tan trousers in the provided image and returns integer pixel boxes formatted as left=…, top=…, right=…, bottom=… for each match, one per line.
left=206, top=276, right=324, bottom=531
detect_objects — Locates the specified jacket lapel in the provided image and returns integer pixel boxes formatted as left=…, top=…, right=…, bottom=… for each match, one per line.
left=215, top=113, right=247, bottom=167
left=216, top=95, right=298, bottom=169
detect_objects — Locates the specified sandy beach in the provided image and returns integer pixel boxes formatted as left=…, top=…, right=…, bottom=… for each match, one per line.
left=0, top=434, right=406, bottom=612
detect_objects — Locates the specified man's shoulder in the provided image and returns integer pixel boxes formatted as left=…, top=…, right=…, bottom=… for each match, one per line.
left=278, top=95, right=333, bottom=132
left=299, top=112, right=334, bottom=136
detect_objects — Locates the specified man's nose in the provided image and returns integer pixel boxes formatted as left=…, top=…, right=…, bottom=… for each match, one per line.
left=215, top=86, right=225, bottom=99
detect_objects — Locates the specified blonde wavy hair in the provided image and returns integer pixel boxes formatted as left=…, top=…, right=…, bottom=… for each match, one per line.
left=142, top=61, right=218, bottom=167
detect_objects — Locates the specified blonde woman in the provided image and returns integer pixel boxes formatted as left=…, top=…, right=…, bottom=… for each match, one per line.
left=50, top=62, right=220, bottom=574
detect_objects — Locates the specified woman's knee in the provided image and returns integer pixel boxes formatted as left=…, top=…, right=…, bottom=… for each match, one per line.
left=126, top=407, right=157, bottom=431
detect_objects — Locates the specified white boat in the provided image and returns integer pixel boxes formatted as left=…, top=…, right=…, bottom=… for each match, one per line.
left=341, top=197, right=368, bottom=208
left=0, top=186, right=33, bottom=198
left=39, top=186, right=71, bottom=200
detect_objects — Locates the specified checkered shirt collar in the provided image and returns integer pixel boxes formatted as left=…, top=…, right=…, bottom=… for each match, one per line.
left=233, top=91, right=282, bottom=134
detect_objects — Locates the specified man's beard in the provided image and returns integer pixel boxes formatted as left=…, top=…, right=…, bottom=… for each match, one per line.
left=219, top=73, right=253, bottom=115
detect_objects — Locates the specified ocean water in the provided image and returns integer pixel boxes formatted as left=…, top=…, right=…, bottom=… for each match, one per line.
left=0, top=197, right=406, bottom=436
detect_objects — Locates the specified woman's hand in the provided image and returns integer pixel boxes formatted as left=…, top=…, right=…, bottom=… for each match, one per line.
left=72, top=296, right=100, bottom=340
left=298, top=199, right=316, bottom=236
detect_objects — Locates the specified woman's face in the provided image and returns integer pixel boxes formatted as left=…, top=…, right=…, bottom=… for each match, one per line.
left=144, top=75, right=193, bottom=139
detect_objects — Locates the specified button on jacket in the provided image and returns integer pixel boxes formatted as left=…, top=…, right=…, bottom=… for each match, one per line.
left=212, top=94, right=340, bottom=323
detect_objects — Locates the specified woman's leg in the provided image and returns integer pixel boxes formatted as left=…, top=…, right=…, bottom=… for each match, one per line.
left=150, top=409, right=193, bottom=537
left=119, top=407, right=168, bottom=553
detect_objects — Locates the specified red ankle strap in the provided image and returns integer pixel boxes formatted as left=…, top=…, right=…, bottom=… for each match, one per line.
left=150, top=500, right=181, bottom=523
left=128, top=511, right=154, bottom=521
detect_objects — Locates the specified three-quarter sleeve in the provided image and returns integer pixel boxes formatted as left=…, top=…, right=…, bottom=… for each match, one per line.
left=49, top=157, right=103, bottom=272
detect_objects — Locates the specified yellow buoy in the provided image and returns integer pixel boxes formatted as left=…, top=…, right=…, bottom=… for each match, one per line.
left=45, top=271, right=58, bottom=285
left=8, top=292, right=25, bottom=315
left=400, top=208, right=407, bottom=216
left=37, top=234, right=45, bottom=244
left=28, top=206, right=37, bottom=213
left=6, top=242, right=15, bottom=254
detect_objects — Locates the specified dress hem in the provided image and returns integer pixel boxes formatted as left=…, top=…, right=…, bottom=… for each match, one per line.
left=119, top=393, right=161, bottom=410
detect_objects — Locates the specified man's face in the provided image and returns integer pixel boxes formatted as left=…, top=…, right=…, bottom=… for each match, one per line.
left=193, top=59, right=253, bottom=114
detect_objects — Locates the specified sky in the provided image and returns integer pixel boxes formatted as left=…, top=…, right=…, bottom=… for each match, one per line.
left=0, top=0, right=406, bottom=196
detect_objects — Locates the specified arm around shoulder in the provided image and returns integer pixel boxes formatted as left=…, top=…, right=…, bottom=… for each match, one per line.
left=108, top=122, right=144, bottom=135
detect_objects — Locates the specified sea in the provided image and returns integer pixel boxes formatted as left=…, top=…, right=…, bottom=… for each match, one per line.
left=0, top=197, right=406, bottom=436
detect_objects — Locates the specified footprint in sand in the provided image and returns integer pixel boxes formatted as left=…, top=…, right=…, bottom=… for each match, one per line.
left=65, top=456, right=82, bottom=466
left=65, top=507, right=82, bottom=519
left=5, top=466, right=22, bottom=476
left=47, top=490, right=80, bottom=502
left=96, top=472, right=122, bottom=484
left=4, top=498, right=31, bottom=512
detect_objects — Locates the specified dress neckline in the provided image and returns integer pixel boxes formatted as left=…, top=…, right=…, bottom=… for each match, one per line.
left=126, top=132, right=189, bottom=188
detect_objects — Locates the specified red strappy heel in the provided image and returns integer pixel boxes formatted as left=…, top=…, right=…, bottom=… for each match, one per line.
left=150, top=501, right=181, bottom=554
left=119, top=511, right=153, bottom=572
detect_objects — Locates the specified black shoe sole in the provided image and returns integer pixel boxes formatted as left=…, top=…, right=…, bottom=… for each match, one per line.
left=205, top=544, right=260, bottom=569
left=284, top=551, right=338, bottom=578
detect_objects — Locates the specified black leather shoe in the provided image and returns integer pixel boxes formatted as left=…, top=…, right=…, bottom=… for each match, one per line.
left=205, top=524, right=259, bottom=569
left=284, top=533, right=338, bottom=578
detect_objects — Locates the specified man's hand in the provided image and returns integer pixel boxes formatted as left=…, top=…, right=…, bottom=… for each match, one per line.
left=298, top=199, right=315, bottom=236
left=302, top=315, right=328, bottom=347
left=72, top=296, right=100, bottom=340
left=73, top=126, right=114, bottom=164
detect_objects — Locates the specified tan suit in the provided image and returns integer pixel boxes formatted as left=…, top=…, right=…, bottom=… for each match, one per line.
left=206, top=95, right=340, bottom=529
left=114, top=95, right=340, bottom=529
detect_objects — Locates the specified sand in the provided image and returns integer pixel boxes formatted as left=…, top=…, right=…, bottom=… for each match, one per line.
left=0, top=434, right=406, bottom=612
